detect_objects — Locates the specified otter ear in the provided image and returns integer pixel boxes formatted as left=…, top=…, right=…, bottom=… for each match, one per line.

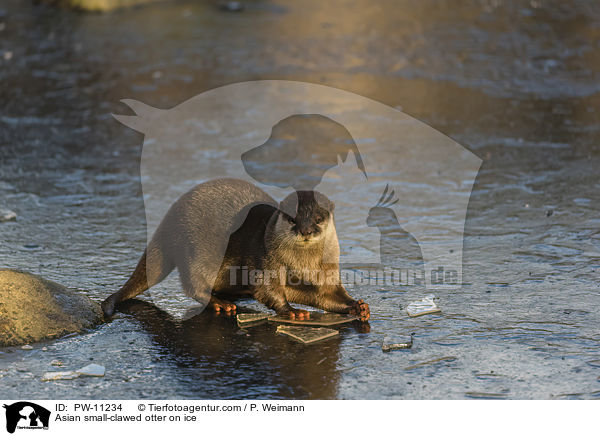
left=330, top=201, right=335, bottom=212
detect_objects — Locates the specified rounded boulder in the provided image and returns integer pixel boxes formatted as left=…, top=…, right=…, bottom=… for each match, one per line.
left=0, top=269, right=104, bottom=347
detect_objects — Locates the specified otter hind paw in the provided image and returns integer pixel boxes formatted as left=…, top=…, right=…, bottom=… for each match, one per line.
left=101, top=298, right=115, bottom=318
left=350, top=299, right=370, bottom=322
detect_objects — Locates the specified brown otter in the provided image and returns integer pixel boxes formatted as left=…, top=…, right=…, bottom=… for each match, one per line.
left=101, top=178, right=369, bottom=321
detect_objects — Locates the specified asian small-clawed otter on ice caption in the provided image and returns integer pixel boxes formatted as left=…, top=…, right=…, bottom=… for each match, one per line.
left=101, top=178, right=369, bottom=321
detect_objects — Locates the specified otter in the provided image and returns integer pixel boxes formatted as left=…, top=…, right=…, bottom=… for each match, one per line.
left=101, top=178, right=369, bottom=321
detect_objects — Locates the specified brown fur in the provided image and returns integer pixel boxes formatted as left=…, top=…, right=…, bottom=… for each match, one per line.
left=101, top=179, right=369, bottom=321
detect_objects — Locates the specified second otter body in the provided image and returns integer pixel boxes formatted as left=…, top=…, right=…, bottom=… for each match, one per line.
left=102, top=178, right=369, bottom=321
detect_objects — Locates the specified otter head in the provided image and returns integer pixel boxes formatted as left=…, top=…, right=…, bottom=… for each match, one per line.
left=276, top=190, right=335, bottom=246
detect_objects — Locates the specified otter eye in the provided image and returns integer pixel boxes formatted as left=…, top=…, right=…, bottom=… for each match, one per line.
left=285, top=215, right=296, bottom=224
left=315, top=216, right=324, bottom=224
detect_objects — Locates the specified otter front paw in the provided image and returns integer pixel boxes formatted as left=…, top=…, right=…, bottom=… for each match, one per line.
left=209, top=297, right=237, bottom=315
left=282, top=308, right=310, bottom=320
left=350, top=299, right=370, bottom=321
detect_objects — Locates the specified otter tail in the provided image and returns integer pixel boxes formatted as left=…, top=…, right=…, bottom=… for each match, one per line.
left=102, top=246, right=174, bottom=317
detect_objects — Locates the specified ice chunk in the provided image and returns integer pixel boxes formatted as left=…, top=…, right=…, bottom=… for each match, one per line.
left=41, top=371, right=79, bottom=381
left=0, top=209, right=16, bottom=222
left=269, top=312, right=358, bottom=326
left=236, top=313, right=269, bottom=327
left=41, top=363, right=105, bottom=381
left=76, top=363, right=105, bottom=377
left=276, top=325, right=339, bottom=344
left=382, top=334, right=414, bottom=352
left=406, top=295, right=440, bottom=317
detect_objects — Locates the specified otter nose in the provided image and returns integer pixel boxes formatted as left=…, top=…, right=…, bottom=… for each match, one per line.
left=299, top=228, right=313, bottom=237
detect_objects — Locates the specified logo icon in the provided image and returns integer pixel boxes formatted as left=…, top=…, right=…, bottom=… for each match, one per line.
left=3, top=402, right=50, bottom=434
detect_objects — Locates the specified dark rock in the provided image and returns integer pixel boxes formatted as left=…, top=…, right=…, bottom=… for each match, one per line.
left=0, top=269, right=103, bottom=347
left=218, top=1, right=244, bottom=12
left=41, top=0, right=165, bottom=12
